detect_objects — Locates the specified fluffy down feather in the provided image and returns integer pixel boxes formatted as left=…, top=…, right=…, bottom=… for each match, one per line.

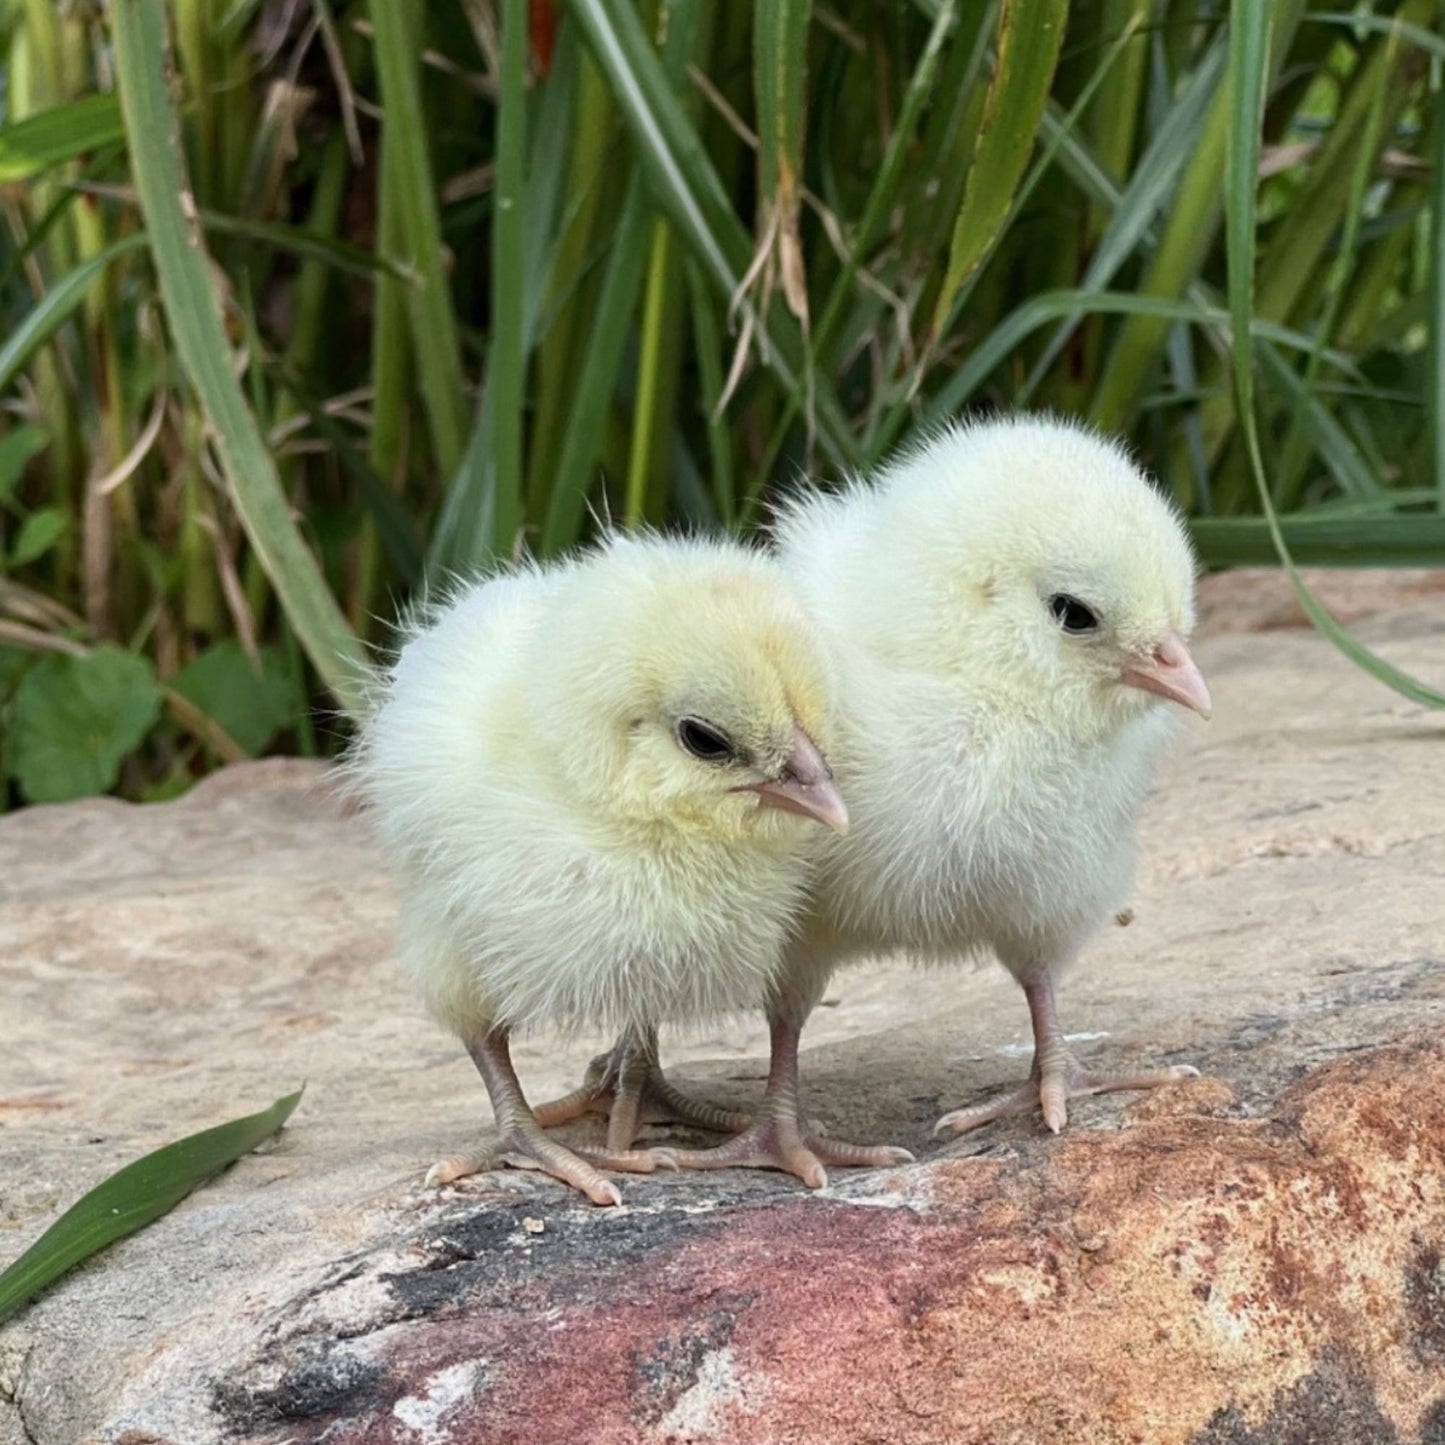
left=773, top=413, right=1207, bottom=1135
left=351, top=532, right=845, bottom=1200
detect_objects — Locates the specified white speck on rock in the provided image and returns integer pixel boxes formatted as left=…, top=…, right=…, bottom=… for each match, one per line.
left=655, top=1347, right=763, bottom=1441
left=392, top=1359, right=487, bottom=1443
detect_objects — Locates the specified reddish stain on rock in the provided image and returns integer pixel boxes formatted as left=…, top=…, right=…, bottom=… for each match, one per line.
left=228, top=1036, right=1445, bottom=1445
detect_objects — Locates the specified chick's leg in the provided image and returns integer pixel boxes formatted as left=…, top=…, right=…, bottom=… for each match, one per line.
left=427, top=1028, right=667, bottom=1207
left=652, top=1009, right=914, bottom=1190
left=532, top=1026, right=752, bottom=1151
left=934, top=977, right=1198, bottom=1138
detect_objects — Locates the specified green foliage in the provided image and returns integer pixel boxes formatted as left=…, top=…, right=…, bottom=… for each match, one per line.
left=0, top=94, right=126, bottom=181
left=1, top=0, right=1441, bottom=809
left=0, top=1088, right=302, bottom=1325
left=170, top=641, right=297, bottom=757
left=7, top=646, right=162, bottom=803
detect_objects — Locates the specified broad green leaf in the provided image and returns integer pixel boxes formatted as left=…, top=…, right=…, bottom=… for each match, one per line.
left=0, top=1089, right=302, bottom=1326
left=930, top=0, right=1069, bottom=337
left=0, top=94, right=126, bottom=183
left=9, top=646, right=163, bottom=803
left=109, top=0, right=370, bottom=718
left=169, top=641, right=297, bottom=757
left=7, top=507, right=68, bottom=567
left=0, top=426, right=50, bottom=505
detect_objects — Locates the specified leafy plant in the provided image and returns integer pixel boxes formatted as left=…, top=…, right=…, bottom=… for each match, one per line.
left=0, top=0, right=1440, bottom=809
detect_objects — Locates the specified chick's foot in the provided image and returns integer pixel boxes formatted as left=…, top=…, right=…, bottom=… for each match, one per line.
left=532, top=1027, right=751, bottom=1151
left=433, top=1028, right=670, bottom=1207
left=650, top=1012, right=912, bottom=1189
left=425, top=1127, right=665, bottom=1207
left=653, top=1118, right=911, bottom=1191
left=933, top=1055, right=1199, bottom=1137
left=934, top=978, right=1198, bottom=1138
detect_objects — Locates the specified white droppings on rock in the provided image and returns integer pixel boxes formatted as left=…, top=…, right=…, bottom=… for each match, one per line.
left=391, top=1359, right=487, bottom=1444
left=654, top=1347, right=764, bottom=1442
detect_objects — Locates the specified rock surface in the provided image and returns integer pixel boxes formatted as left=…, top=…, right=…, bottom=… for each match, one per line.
left=1, top=570, right=1443, bottom=1445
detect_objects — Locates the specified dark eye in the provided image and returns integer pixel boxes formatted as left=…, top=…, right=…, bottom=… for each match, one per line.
left=1047, top=593, right=1101, bottom=634
left=675, top=717, right=737, bottom=764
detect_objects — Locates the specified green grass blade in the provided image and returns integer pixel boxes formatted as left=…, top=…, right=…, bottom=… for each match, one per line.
left=0, top=94, right=126, bottom=182
left=110, top=0, right=370, bottom=716
left=1191, top=515, right=1445, bottom=568
left=813, top=0, right=955, bottom=362
left=0, top=1088, right=302, bottom=1325
left=913, top=288, right=1361, bottom=438
left=1257, top=342, right=1378, bottom=499
left=567, top=0, right=859, bottom=468
left=1304, top=10, right=1445, bottom=60
left=754, top=0, right=810, bottom=210
left=754, top=0, right=811, bottom=320
left=687, top=259, right=736, bottom=526
left=0, top=234, right=147, bottom=396
left=539, top=179, right=652, bottom=553
left=1023, top=38, right=1225, bottom=396
left=490, top=0, right=529, bottom=557
left=930, top=0, right=1069, bottom=338
left=624, top=216, right=673, bottom=528
left=433, top=24, right=580, bottom=578
left=1225, top=0, right=1443, bottom=709
left=368, top=0, right=469, bottom=481
left=1430, top=88, right=1445, bottom=512
left=195, top=211, right=414, bottom=282
left=270, top=367, right=424, bottom=586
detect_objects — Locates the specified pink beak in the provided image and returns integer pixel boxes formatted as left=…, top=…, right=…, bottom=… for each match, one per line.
left=738, top=725, right=850, bottom=834
left=1120, top=629, right=1212, bottom=718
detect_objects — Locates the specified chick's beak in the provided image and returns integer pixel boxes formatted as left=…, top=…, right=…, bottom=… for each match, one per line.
left=738, top=725, right=850, bottom=834
left=1119, top=629, right=1212, bottom=718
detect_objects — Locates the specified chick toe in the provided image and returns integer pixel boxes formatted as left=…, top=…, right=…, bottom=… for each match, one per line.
left=654, top=1118, right=911, bottom=1190
left=649, top=1013, right=912, bottom=1188
left=935, top=1055, right=1201, bottom=1138
left=533, top=1028, right=752, bottom=1151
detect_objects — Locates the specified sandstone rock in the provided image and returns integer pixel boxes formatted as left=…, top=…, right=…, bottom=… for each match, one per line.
left=1, top=572, right=1442, bottom=1444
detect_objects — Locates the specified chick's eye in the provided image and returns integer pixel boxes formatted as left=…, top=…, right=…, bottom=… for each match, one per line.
left=675, top=717, right=737, bottom=764
left=1048, top=593, right=1101, bottom=634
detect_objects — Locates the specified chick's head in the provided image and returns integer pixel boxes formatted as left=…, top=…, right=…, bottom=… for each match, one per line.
left=829, top=416, right=1209, bottom=738
left=534, top=535, right=847, bottom=844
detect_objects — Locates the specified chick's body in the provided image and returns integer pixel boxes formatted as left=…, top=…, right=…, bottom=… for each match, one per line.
left=773, top=416, right=1208, bottom=1137
left=357, top=535, right=846, bottom=1203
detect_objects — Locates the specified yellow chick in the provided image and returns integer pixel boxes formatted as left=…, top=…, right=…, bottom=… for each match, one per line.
left=653, top=415, right=1209, bottom=1183
left=352, top=533, right=848, bottom=1206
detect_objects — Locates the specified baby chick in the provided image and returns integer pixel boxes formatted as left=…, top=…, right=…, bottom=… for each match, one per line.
left=659, top=415, right=1209, bottom=1181
left=353, top=533, right=848, bottom=1206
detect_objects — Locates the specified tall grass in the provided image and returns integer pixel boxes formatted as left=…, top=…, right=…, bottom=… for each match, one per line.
left=0, top=0, right=1441, bottom=806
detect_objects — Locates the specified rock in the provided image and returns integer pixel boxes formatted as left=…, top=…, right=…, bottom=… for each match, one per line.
left=1, top=572, right=1443, bottom=1445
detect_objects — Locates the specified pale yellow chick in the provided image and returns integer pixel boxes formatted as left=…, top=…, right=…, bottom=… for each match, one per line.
left=352, top=533, right=848, bottom=1205
left=653, top=415, right=1210, bottom=1183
